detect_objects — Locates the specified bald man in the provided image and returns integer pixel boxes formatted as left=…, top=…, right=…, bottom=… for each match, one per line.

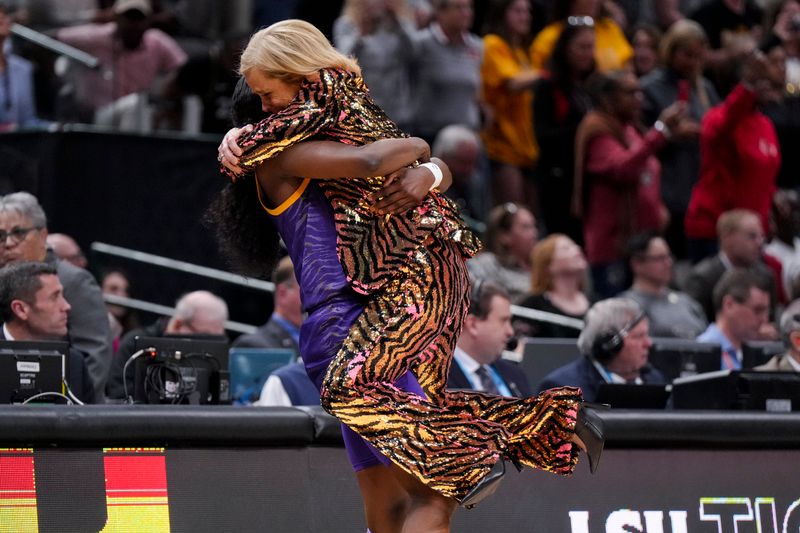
left=106, top=290, right=228, bottom=399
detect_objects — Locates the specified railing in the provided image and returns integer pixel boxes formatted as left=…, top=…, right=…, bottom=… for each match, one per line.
left=510, top=304, right=584, bottom=330
left=91, top=241, right=583, bottom=332
left=102, top=293, right=256, bottom=335
left=11, top=23, right=100, bottom=69
left=90, top=242, right=274, bottom=292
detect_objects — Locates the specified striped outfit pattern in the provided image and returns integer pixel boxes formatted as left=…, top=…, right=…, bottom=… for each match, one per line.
left=237, top=69, right=582, bottom=500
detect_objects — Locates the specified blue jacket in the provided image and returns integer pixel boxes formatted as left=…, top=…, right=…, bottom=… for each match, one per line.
left=535, top=356, right=666, bottom=402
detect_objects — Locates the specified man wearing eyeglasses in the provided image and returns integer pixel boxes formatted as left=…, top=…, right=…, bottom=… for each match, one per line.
left=0, top=192, right=112, bottom=401
left=621, top=231, right=707, bottom=339
left=696, top=269, right=771, bottom=371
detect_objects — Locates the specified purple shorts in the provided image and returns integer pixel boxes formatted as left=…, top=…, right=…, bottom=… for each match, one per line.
left=342, top=372, right=425, bottom=472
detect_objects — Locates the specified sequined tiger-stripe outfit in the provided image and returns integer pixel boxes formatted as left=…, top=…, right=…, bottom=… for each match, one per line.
left=236, top=69, right=582, bottom=500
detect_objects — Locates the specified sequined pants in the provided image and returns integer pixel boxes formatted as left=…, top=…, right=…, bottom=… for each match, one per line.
left=319, top=238, right=582, bottom=500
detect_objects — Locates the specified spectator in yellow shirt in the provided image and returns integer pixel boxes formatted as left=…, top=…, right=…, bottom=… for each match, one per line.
left=531, top=0, right=633, bottom=72
left=481, top=0, right=540, bottom=209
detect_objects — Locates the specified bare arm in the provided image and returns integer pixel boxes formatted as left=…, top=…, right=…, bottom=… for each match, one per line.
left=261, top=137, right=430, bottom=180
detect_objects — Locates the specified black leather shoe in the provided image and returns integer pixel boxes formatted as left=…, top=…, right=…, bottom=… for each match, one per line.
left=460, top=458, right=506, bottom=509
left=575, top=403, right=609, bottom=474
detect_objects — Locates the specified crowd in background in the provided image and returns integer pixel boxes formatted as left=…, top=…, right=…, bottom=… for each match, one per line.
left=1, top=0, right=800, bottom=403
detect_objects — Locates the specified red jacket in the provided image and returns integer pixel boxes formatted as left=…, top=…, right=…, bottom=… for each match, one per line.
left=582, top=125, right=666, bottom=264
left=685, top=84, right=780, bottom=240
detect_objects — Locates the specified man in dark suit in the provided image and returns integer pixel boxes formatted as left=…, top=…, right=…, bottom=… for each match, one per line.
left=684, top=209, right=777, bottom=322
left=448, top=281, right=532, bottom=397
left=0, top=192, right=111, bottom=401
left=536, top=298, right=666, bottom=402
left=232, top=256, right=300, bottom=355
left=0, top=261, right=95, bottom=403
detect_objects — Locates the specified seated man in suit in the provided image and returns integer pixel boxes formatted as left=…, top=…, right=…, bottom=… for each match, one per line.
left=448, top=281, right=531, bottom=397
left=0, top=261, right=94, bottom=403
left=756, top=299, right=800, bottom=372
left=684, top=209, right=777, bottom=323
left=0, top=192, right=112, bottom=401
left=697, top=269, right=771, bottom=371
left=232, top=255, right=301, bottom=356
left=536, top=298, right=666, bottom=401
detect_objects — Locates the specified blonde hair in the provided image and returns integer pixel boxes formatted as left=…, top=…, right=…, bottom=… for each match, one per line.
left=239, top=19, right=361, bottom=81
left=659, top=19, right=711, bottom=110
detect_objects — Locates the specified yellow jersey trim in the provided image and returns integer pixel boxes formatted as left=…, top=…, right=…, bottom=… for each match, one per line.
left=257, top=176, right=311, bottom=216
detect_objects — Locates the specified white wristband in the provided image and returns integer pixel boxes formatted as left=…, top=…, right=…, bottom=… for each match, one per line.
left=420, top=162, right=443, bottom=190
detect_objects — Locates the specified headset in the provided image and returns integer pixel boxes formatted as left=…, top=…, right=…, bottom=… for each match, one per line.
left=468, top=279, right=485, bottom=316
left=591, top=311, right=646, bottom=362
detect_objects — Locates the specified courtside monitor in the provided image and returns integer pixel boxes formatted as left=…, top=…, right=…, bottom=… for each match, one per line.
left=132, top=336, right=230, bottom=405
left=672, top=370, right=800, bottom=412
left=0, top=340, right=68, bottom=403
left=521, top=337, right=582, bottom=388
left=648, top=338, right=721, bottom=382
left=742, top=340, right=784, bottom=369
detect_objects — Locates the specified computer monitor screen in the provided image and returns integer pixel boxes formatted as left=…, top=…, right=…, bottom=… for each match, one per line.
left=229, top=348, right=295, bottom=405
left=673, top=370, right=800, bottom=411
left=742, top=341, right=785, bottom=369
left=647, top=338, right=721, bottom=382
left=132, top=336, right=230, bottom=405
left=0, top=340, right=68, bottom=404
left=521, top=337, right=581, bottom=388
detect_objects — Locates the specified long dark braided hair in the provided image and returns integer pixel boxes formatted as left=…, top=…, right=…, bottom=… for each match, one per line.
left=204, top=78, right=282, bottom=279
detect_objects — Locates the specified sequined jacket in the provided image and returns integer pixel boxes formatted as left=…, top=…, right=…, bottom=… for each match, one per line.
left=235, top=68, right=480, bottom=294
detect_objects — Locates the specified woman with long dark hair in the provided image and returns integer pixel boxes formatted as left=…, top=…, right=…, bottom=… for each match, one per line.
left=533, top=21, right=596, bottom=243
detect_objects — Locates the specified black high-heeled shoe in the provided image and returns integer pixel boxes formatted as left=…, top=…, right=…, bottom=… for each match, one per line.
left=575, top=402, right=609, bottom=474
left=459, top=458, right=506, bottom=509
